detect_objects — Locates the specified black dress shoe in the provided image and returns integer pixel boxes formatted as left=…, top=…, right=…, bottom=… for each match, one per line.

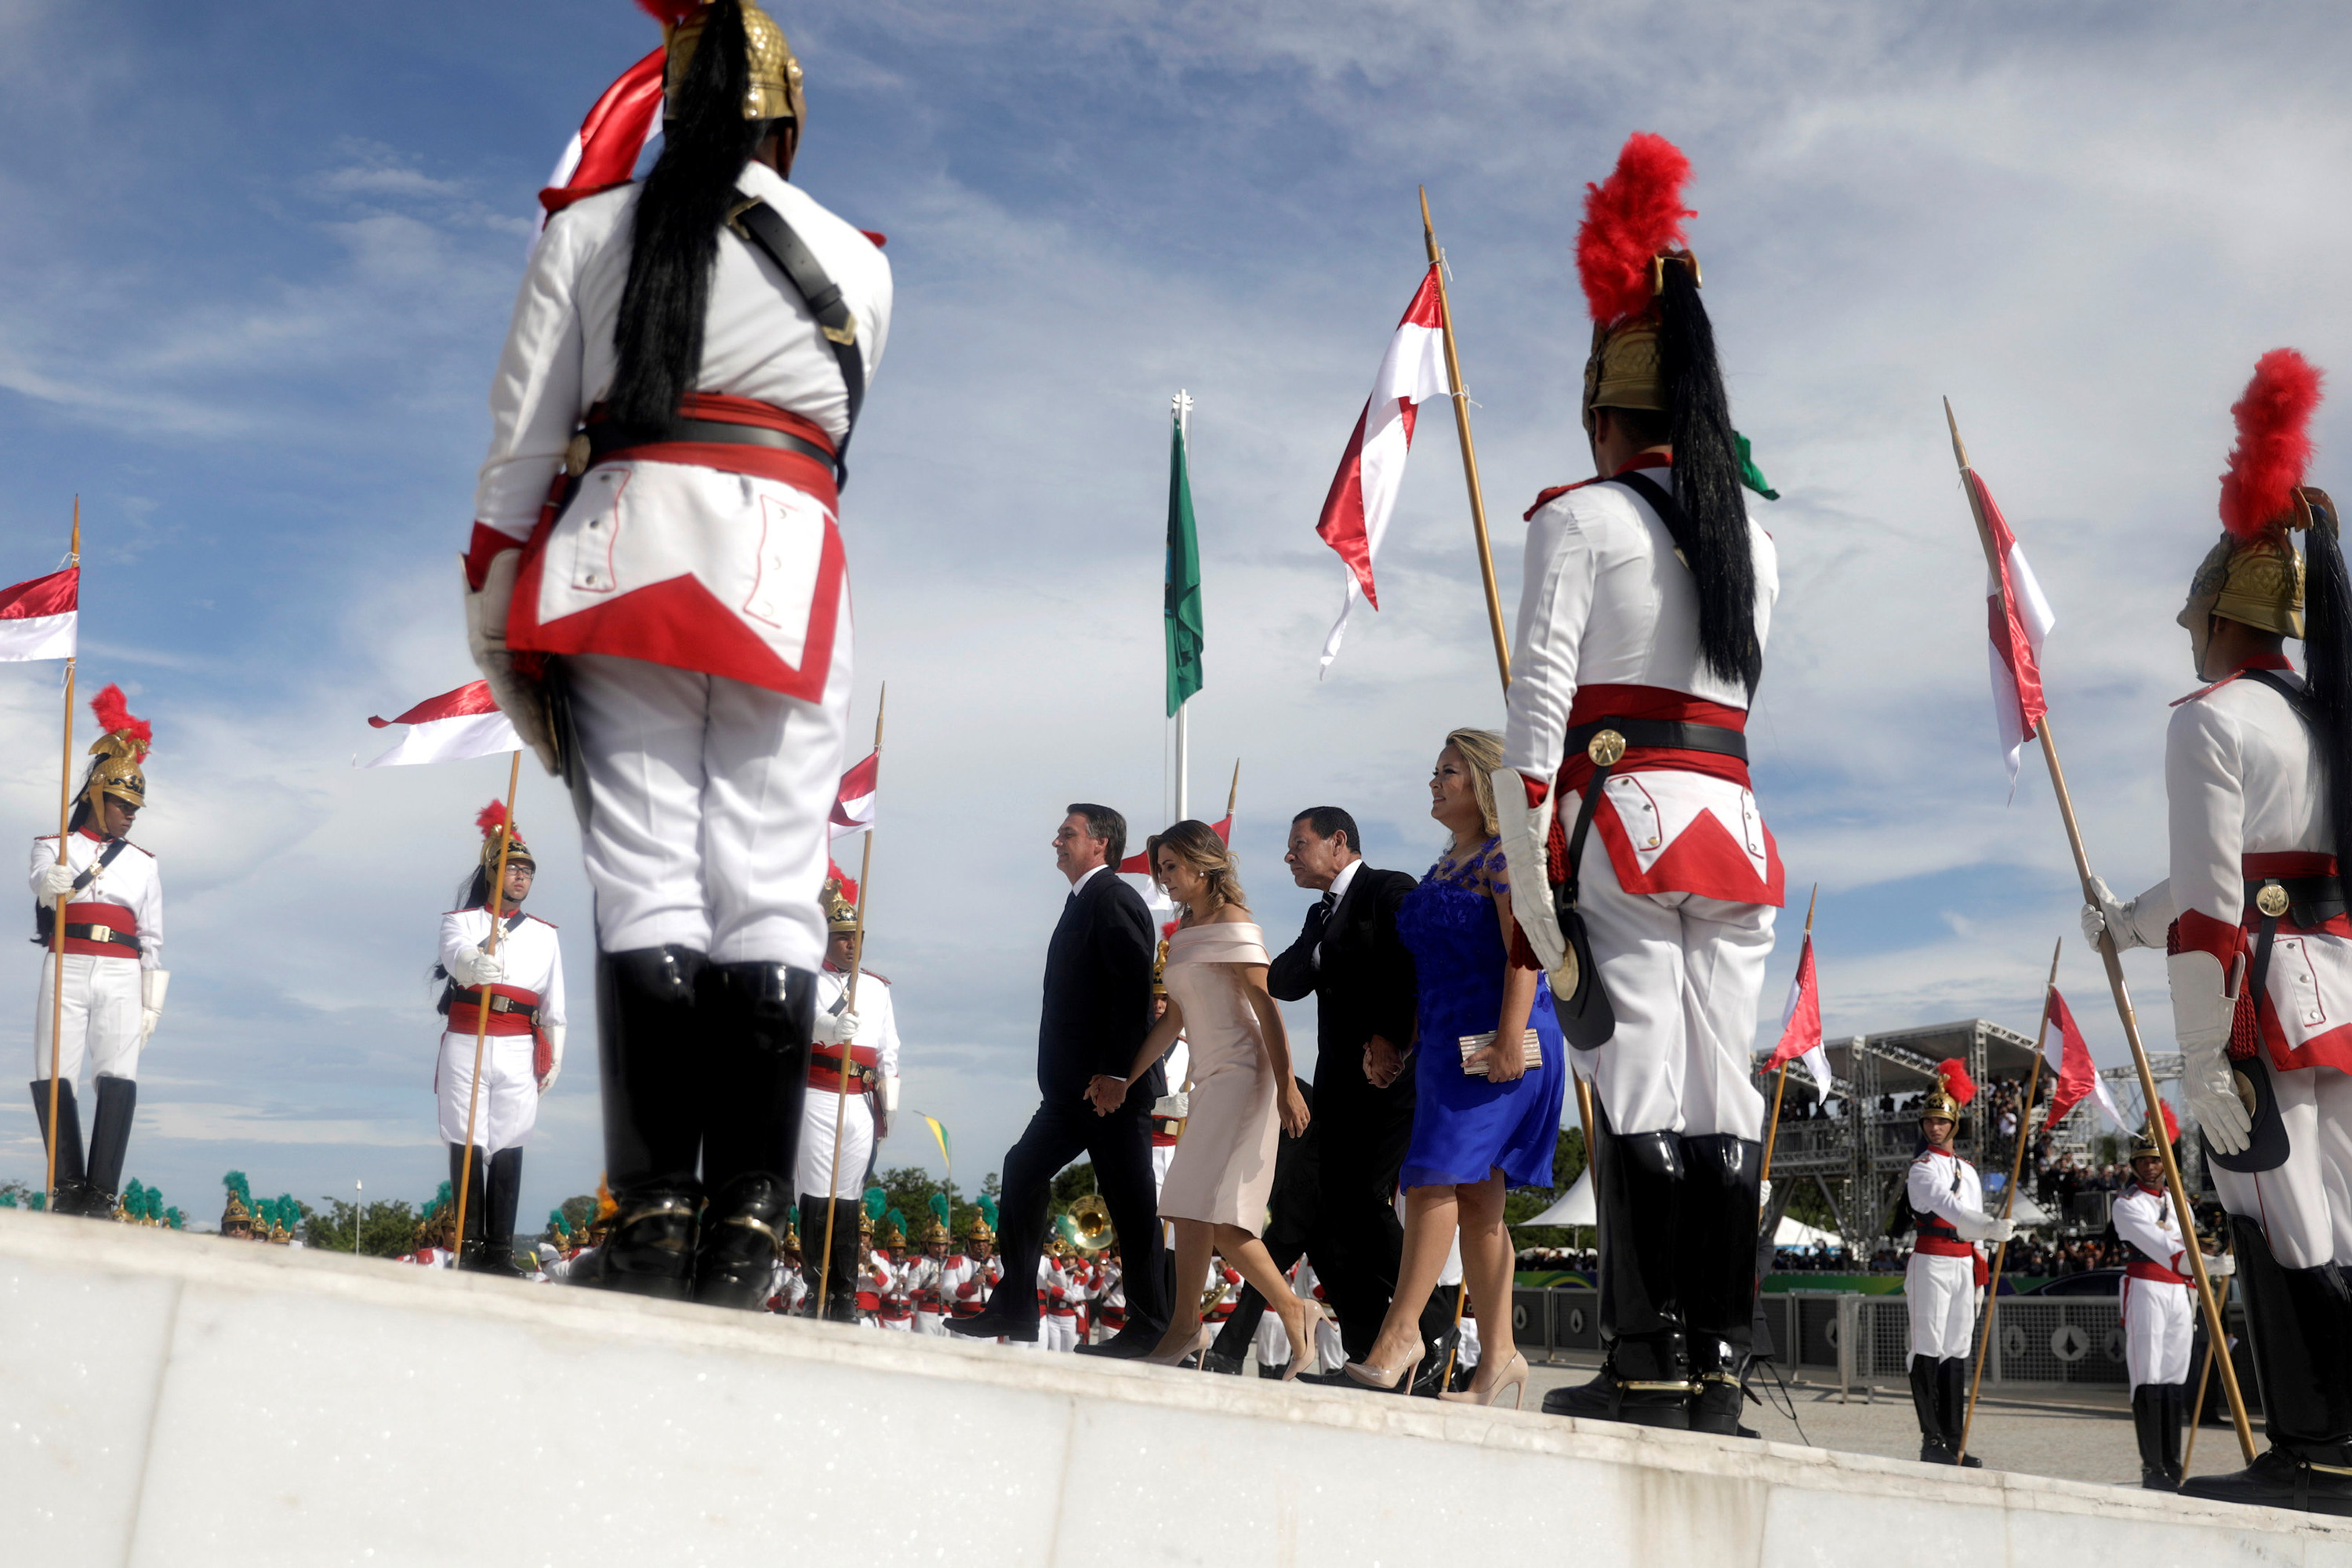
left=946, top=1308, right=1038, bottom=1344
left=589, top=1194, right=698, bottom=1300
left=1542, top=1368, right=1693, bottom=1429
left=1689, top=1373, right=1757, bottom=1437
left=691, top=1173, right=792, bottom=1310
left=1291, top=1370, right=1365, bottom=1388
left=1074, top=1327, right=1167, bottom=1359
left=2182, top=1449, right=2352, bottom=1515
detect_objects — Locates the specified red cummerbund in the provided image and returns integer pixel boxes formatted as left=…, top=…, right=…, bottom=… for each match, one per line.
left=448, top=984, right=541, bottom=1037
left=808, top=1041, right=880, bottom=1094
left=61, top=901, right=138, bottom=960
left=2245, top=851, right=2338, bottom=879
left=1913, top=1236, right=1975, bottom=1259
left=2127, top=1258, right=2190, bottom=1287
left=1555, top=684, right=1752, bottom=792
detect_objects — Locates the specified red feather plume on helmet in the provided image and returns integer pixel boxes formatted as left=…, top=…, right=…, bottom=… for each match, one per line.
left=476, top=800, right=510, bottom=840
left=1933, top=1057, right=1976, bottom=1107
left=2220, top=349, right=2325, bottom=541
left=635, top=0, right=702, bottom=25
left=826, top=856, right=858, bottom=907
left=1576, top=132, right=1695, bottom=328
left=2154, top=1099, right=2180, bottom=1144
left=89, top=684, right=152, bottom=758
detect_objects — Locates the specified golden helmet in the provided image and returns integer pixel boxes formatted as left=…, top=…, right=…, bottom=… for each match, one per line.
left=823, top=875, right=858, bottom=935
left=2182, top=352, right=2332, bottom=653
left=2132, top=1102, right=2181, bottom=1163
left=648, top=0, right=805, bottom=127
left=475, top=800, right=534, bottom=875
left=82, top=685, right=151, bottom=819
left=1920, top=1057, right=1976, bottom=1125
left=1575, top=134, right=1700, bottom=437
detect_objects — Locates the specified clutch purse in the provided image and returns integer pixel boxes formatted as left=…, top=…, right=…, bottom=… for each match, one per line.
left=1458, top=1029, right=1542, bottom=1077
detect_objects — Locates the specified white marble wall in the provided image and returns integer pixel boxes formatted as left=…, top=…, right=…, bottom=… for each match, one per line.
left=3, top=1207, right=2348, bottom=1567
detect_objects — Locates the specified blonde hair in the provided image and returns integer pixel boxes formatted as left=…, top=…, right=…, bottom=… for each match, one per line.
left=1441, top=727, right=1505, bottom=849
left=1145, top=819, right=1247, bottom=916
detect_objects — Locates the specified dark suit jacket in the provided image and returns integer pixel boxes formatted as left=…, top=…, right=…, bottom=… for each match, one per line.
left=1267, top=863, right=1419, bottom=1180
left=1037, top=867, right=1163, bottom=1101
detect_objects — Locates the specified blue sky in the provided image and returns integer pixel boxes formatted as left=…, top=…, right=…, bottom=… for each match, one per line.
left=4, top=0, right=2350, bottom=1229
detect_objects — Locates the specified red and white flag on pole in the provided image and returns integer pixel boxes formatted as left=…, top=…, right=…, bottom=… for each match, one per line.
left=829, top=750, right=879, bottom=840
left=1118, top=814, right=1233, bottom=874
left=535, top=46, right=666, bottom=235
left=1316, top=266, right=1453, bottom=673
left=1969, top=469, right=2056, bottom=787
left=2041, top=988, right=2127, bottom=1131
left=360, top=681, right=523, bottom=768
left=0, top=567, right=78, bottom=662
left=1764, top=931, right=1834, bottom=1098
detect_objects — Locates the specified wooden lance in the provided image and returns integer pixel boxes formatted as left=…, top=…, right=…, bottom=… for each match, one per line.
left=816, top=685, right=886, bottom=1316
left=1759, top=884, right=1820, bottom=1184
left=43, top=499, right=81, bottom=1210
left=1947, top=400, right=2256, bottom=1461
left=1421, top=187, right=1512, bottom=693
left=1958, top=937, right=2061, bottom=1464
left=451, top=749, right=524, bottom=1261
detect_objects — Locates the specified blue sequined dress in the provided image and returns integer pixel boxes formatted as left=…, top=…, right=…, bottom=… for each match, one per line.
left=1395, top=837, right=1568, bottom=1190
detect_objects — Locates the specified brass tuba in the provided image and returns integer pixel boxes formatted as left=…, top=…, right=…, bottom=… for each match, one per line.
left=1066, top=1192, right=1113, bottom=1252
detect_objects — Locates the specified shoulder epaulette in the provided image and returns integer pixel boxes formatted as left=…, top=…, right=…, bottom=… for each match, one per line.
left=2171, top=670, right=2249, bottom=708
left=126, top=841, right=152, bottom=858
left=34, top=833, right=56, bottom=842
left=862, top=969, right=890, bottom=986
left=1524, top=476, right=1605, bottom=521
left=527, top=914, right=558, bottom=930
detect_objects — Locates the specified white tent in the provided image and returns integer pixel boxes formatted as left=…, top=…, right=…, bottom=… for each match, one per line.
left=1515, top=1175, right=1846, bottom=1252
left=1773, top=1217, right=1841, bottom=1250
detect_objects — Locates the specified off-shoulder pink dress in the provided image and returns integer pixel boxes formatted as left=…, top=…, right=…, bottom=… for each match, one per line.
left=1156, top=921, right=1281, bottom=1234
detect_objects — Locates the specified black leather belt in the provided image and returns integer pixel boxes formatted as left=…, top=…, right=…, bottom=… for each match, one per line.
left=63, top=924, right=140, bottom=954
left=1562, top=717, right=1748, bottom=763
left=588, top=416, right=836, bottom=472
left=453, top=992, right=539, bottom=1026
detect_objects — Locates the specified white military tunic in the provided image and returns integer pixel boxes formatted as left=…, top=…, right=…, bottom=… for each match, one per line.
left=28, top=829, right=162, bottom=1083
left=436, top=906, right=567, bottom=1155
left=2113, top=1180, right=2195, bottom=1388
left=1503, top=459, right=1782, bottom=1138
left=471, top=158, right=893, bottom=971
left=1904, top=1148, right=1989, bottom=1360
left=794, top=965, right=900, bottom=1200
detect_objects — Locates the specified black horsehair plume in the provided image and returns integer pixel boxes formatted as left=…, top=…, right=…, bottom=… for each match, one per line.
left=2303, top=514, right=2352, bottom=913
left=1656, top=263, right=1760, bottom=694
left=608, top=0, right=768, bottom=428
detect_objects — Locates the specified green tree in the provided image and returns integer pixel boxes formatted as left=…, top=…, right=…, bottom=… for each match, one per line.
left=302, top=1198, right=423, bottom=1258
left=1502, top=1127, right=1589, bottom=1243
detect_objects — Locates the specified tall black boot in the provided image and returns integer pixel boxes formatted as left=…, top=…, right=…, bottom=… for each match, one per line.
left=798, top=1195, right=862, bottom=1321
left=463, top=1146, right=524, bottom=1276
left=2132, top=1385, right=2169, bottom=1489
left=1680, top=1133, right=1762, bottom=1437
left=2182, top=1217, right=2352, bottom=1514
left=589, top=946, right=709, bottom=1300
left=84, top=1075, right=136, bottom=1220
left=28, top=1079, right=88, bottom=1217
left=1911, top=1355, right=1951, bottom=1463
left=1937, top=1356, right=1984, bottom=1466
left=691, top=963, right=812, bottom=1308
left=448, top=1144, right=490, bottom=1265
left=1541, top=1109, right=1691, bottom=1428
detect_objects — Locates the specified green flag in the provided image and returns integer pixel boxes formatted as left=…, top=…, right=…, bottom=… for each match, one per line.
left=1165, top=416, right=1205, bottom=717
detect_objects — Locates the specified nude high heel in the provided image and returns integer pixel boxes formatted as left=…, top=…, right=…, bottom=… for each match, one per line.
left=1439, top=1351, right=1529, bottom=1410
left=1143, top=1325, right=1212, bottom=1368
left=1342, top=1337, right=1425, bottom=1392
left=1280, top=1297, right=1331, bottom=1383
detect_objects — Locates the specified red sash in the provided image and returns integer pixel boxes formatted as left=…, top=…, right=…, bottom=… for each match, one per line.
left=447, top=984, right=542, bottom=1038
left=61, top=901, right=138, bottom=960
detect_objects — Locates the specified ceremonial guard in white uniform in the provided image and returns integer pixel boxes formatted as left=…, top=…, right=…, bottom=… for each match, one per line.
left=1500, top=136, right=1782, bottom=1433
left=1901, top=1062, right=2009, bottom=1466
left=2111, top=1105, right=2233, bottom=1490
left=2084, top=350, right=2352, bottom=1512
left=435, top=804, right=567, bottom=1272
left=949, top=1203, right=996, bottom=1326
left=463, top=0, right=891, bottom=1308
left=29, top=687, right=168, bottom=1219
left=797, top=877, right=900, bottom=1319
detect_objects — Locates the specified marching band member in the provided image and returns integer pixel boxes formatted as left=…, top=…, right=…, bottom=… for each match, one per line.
left=463, top=0, right=891, bottom=1307
left=1903, top=1062, right=2010, bottom=1466
left=29, top=687, right=167, bottom=1220
left=1497, top=134, right=1784, bottom=1433
left=2085, top=350, right=2352, bottom=1512
left=874, top=1210, right=916, bottom=1330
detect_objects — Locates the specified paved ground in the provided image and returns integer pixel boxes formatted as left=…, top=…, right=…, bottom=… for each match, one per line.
left=1509, top=1352, right=2253, bottom=1488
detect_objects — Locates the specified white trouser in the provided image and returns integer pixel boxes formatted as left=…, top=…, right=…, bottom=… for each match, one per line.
left=1042, top=1314, right=1078, bottom=1352
left=914, top=1311, right=948, bottom=1337
left=2123, top=1276, right=2194, bottom=1388
left=566, top=649, right=850, bottom=969
left=31, top=953, right=143, bottom=1083
left=436, top=1031, right=539, bottom=1154
left=1905, top=1250, right=1977, bottom=1359
left=796, top=1085, right=874, bottom=1200
left=1457, top=1313, right=1482, bottom=1371
left=2210, top=1063, right=2352, bottom=1269
left=878, top=1312, right=913, bottom=1333
left=1252, top=1305, right=1288, bottom=1367
left=1578, top=848, right=1773, bottom=1138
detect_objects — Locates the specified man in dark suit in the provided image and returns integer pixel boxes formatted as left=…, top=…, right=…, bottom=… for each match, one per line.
left=949, top=804, right=1168, bottom=1352
left=1264, top=806, right=1439, bottom=1365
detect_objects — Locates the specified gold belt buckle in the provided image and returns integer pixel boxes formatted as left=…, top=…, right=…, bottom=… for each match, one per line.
left=2256, top=880, right=2290, bottom=919
left=1588, top=729, right=1627, bottom=768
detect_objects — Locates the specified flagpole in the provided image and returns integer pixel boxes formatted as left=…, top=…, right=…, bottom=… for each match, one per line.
left=817, top=684, right=886, bottom=1317
left=1947, top=401, right=2256, bottom=1461
left=2183, top=1336, right=2218, bottom=1472
left=43, top=499, right=81, bottom=1210
left=1420, top=187, right=1511, bottom=691
left=1760, top=884, right=1819, bottom=1183
left=1958, top=936, right=2061, bottom=1464
left=1172, top=392, right=1193, bottom=822
left=452, top=749, right=523, bottom=1265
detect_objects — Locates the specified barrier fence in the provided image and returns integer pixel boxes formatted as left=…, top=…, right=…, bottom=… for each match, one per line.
left=1508, top=1287, right=2208, bottom=1388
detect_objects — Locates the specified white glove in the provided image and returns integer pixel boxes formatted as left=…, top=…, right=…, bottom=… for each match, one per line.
left=463, top=552, right=559, bottom=775
left=538, top=1022, right=565, bottom=1094
left=1759, top=1178, right=1773, bottom=1214
left=2171, top=949, right=2252, bottom=1155
left=449, top=945, right=504, bottom=989
left=140, top=970, right=169, bottom=1047
left=879, top=1073, right=900, bottom=1114
left=2202, top=1250, right=2235, bottom=1279
left=814, top=1007, right=859, bottom=1047
left=1490, top=768, right=1566, bottom=975
left=1949, top=1210, right=2014, bottom=1243
left=2081, top=876, right=2172, bottom=953
left=34, top=862, right=77, bottom=900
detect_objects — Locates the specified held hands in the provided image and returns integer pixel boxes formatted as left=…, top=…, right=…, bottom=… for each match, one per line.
left=1363, top=1034, right=1406, bottom=1089
left=1278, top=1080, right=1311, bottom=1138
left=35, top=862, right=76, bottom=900
left=1468, top=1031, right=1529, bottom=1084
left=1084, top=1074, right=1131, bottom=1116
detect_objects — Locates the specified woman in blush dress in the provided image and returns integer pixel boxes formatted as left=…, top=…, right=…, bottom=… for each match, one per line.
left=1343, top=728, right=1566, bottom=1407
left=1087, top=821, right=1319, bottom=1373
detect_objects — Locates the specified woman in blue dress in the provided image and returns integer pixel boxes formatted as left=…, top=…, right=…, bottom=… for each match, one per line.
left=1343, top=727, right=1566, bottom=1406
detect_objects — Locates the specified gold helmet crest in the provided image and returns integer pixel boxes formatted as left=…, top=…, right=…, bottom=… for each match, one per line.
left=82, top=684, right=151, bottom=821
left=823, top=874, right=858, bottom=934
left=2181, top=352, right=2332, bottom=658
left=475, top=800, right=535, bottom=876
left=643, top=0, right=805, bottom=128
